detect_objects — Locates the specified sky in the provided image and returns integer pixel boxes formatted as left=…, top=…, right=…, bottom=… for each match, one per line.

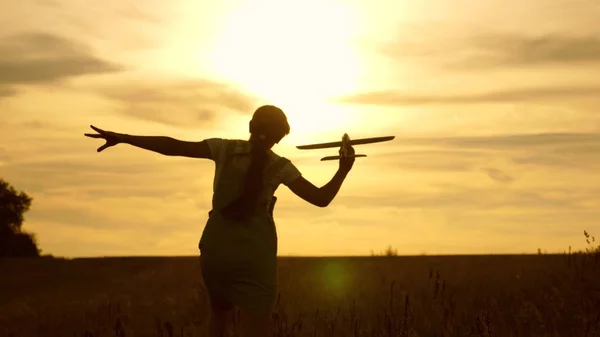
left=1, top=0, right=599, bottom=257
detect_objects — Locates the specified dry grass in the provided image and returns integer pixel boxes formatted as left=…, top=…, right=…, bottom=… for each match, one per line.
left=1, top=237, right=599, bottom=337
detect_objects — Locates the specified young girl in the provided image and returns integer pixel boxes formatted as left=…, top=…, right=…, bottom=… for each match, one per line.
left=85, top=105, right=355, bottom=337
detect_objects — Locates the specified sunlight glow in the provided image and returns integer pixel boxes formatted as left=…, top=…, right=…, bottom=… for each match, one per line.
left=204, top=0, right=364, bottom=138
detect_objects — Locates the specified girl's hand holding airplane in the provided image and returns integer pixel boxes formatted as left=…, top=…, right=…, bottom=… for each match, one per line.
left=84, top=125, right=125, bottom=152
left=339, top=144, right=355, bottom=173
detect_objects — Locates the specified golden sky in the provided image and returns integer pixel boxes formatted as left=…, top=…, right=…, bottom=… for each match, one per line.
left=1, top=0, right=599, bottom=257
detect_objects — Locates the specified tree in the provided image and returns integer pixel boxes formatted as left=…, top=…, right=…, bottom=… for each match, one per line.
left=0, top=178, right=40, bottom=257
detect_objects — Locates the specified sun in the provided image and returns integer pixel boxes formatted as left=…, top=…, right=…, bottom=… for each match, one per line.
left=202, top=0, right=364, bottom=141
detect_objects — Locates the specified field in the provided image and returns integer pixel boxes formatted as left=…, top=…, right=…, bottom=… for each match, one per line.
left=1, top=252, right=599, bottom=337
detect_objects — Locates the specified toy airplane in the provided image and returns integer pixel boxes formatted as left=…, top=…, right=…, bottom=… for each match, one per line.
left=297, top=133, right=395, bottom=161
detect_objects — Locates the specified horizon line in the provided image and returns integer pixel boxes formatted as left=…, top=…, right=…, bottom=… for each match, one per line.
left=28, top=252, right=579, bottom=260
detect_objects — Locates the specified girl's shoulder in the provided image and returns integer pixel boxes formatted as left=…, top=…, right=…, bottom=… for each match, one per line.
left=205, top=138, right=248, bottom=160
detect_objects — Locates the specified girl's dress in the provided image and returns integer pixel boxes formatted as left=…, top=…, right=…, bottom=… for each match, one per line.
left=198, top=138, right=301, bottom=313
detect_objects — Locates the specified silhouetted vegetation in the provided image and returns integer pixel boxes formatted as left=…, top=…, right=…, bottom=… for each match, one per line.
left=0, top=178, right=41, bottom=257
left=371, top=245, right=399, bottom=257
left=1, top=232, right=599, bottom=336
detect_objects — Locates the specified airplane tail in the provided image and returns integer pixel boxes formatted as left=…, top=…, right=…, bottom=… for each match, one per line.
left=320, top=154, right=367, bottom=161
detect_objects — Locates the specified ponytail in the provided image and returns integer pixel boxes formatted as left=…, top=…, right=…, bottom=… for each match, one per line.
left=221, top=138, right=270, bottom=220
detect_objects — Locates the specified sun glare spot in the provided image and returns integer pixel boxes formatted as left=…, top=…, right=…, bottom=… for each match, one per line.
left=320, top=260, right=351, bottom=298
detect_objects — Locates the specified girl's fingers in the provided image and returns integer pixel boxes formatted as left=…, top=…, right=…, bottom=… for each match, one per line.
left=90, top=125, right=104, bottom=134
left=97, top=143, right=111, bottom=152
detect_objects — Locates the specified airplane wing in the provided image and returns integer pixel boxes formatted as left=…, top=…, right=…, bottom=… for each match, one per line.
left=348, top=136, right=395, bottom=146
left=321, top=154, right=367, bottom=161
left=297, top=136, right=395, bottom=150
left=297, top=141, right=343, bottom=149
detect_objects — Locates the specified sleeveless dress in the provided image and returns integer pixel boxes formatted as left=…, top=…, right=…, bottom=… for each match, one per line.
left=198, top=138, right=301, bottom=313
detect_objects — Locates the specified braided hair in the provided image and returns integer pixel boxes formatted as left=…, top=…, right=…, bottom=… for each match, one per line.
left=222, top=105, right=290, bottom=220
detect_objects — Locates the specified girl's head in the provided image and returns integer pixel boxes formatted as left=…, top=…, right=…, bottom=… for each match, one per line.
left=249, top=105, right=290, bottom=146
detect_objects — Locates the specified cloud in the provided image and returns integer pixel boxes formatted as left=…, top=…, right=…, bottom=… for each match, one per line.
left=0, top=32, right=123, bottom=97
left=481, top=167, right=515, bottom=184
left=34, top=0, right=163, bottom=24
left=25, top=0, right=173, bottom=53
left=368, top=132, right=600, bottom=177
left=336, top=185, right=598, bottom=211
left=0, top=147, right=9, bottom=166
left=396, top=132, right=600, bottom=149
left=0, top=32, right=123, bottom=84
left=370, top=149, right=486, bottom=172
left=97, top=79, right=259, bottom=127
left=381, top=32, right=600, bottom=69
left=113, top=2, right=163, bottom=24
left=0, top=87, right=17, bottom=98
left=337, top=85, right=600, bottom=107
left=463, top=33, right=600, bottom=67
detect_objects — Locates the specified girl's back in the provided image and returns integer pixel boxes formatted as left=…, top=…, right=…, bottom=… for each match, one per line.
left=199, top=137, right=301, bottom=261
left=208, top=138, right=301, bottom=208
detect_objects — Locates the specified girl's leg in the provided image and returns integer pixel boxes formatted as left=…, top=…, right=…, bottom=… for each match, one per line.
left=200, top=253, right=234, bottom=337
left=239, top=308, right=271, bottom=337
left=207, top=297, right=234, bottom=337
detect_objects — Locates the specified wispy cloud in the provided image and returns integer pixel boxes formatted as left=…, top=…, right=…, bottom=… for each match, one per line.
left=372, top=149, right=485, bottom=172
left=481, top=167, right=515, bottom=184
left=0, top=147, right=9, bottom=165
left=463, top=33, right=600, bottom=67
left=0, top=32, right=123, bottom=96
left=369, top=132, right=600, bottom=185
left=96, top=79, right=259, bottom=127
left=33, top=0, right=162, bottom=23
left=0, top=87, right=17, bottom=98
left=113, top=2, right=163, bottom=24
left=381, top=32, right=600, bottom=68
left=22, top=0, right=176, bottom=54
left=395, top=132, right=600, bottom=149
left=337, top=85, right=600, bottom=107
left=337, top=185, right=597, bottom=211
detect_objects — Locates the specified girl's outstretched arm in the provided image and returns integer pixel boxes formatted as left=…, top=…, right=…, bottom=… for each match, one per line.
left=120, top=134, right=211, bottom=158
left=84, top=125, right=211, bottom=158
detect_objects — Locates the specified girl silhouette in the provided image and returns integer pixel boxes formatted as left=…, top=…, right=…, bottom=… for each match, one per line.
left=85, top=105, right=355, bottom=337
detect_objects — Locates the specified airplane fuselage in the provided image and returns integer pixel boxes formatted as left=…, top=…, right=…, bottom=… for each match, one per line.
left=340, top=133, right=350, bottom=158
